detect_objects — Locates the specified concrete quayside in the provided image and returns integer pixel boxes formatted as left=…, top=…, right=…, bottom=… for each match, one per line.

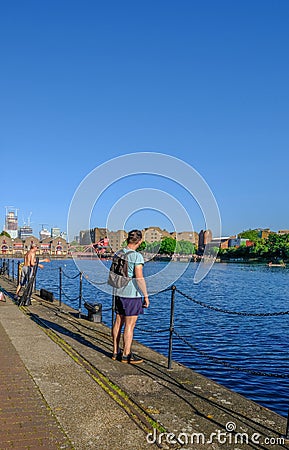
left=0, top=274, right=288, bottom=449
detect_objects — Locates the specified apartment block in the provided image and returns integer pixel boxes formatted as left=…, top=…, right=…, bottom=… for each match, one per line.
left=107, top=230, right=127, bottom=252
left=142, top=227, right=170, bottom=243
left=173, top=231, right=199, bottom=246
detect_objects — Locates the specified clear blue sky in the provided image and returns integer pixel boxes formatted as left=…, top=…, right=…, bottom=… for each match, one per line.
left=1, top=1, right=288, bottom=239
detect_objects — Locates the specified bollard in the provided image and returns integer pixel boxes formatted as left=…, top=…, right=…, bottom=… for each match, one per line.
left=40, top=288, right=54, bottom=302
left=59, top=267, right=62, bottom=307
left=84, top=302, right=102, bottom=323
left=168, top=285, right=176, bottom=370
left=79, top=272, right=83, bottom=318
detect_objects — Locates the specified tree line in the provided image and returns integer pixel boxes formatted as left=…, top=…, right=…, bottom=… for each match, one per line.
left=130, top=230, right=289, bottom=262
left=217, top=230, right=289, bottom=262
left=137, top=238, right=196, bottom=255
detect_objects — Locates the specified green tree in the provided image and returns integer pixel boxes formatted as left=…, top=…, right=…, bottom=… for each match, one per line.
left=250, top=239, right=268, bottom=256
left=208, top=246, right=220, bottom=257
left=137, top=241, right=147, bottom=252
left=238, top=229, right=260, bottom=243
left=159, top=237, right=176, bottom=255
left=283, top=243, right=289, bottom=259
left=0, top=231, right=11, bottom=238
left=266, top=233, right=289, bottom=259
left=145, top=241, right=161, bottom=253
left=175, top=240, right=195, bottom=255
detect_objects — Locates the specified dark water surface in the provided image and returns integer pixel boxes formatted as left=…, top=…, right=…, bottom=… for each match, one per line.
left=35, top=259, right=289, bottom=417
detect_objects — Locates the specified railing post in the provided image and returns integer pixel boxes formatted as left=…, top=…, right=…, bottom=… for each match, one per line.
left=34, top=259, right=37, bottom=292
left=12, top=259, right=15, bottom=281
left=7, top=259, right=10, bottom=279
left=78, top=272, right=83, bottom=318
left=168, top=285, right=176, bottom=370
left=59, top=267, right=62, bottom=307
left=17, top=261, right=20, bottom=286
left=284, top=407, right=289, bottom=440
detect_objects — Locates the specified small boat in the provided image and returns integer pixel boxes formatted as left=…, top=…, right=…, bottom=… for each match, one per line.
left=268, top=262, right=286, bottom=267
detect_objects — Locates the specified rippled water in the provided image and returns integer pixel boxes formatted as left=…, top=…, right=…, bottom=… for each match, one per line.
left=34, top=259, right=289, bottom=417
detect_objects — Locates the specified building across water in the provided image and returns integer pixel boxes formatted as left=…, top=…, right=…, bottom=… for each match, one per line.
left=39, top=228, right=51, bottom=240
left=0, top=235, right=68, bottom=257
left=19, top=226, right=33, bottom=240
left=4, top=208, right=18, bottom=239
left=79, top=226, right=200, bottom=251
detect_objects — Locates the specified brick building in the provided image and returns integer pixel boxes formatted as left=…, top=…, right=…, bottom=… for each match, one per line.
left=142, top=227, right=170, bottom=243
left=107, top=230, right=127, bottom=252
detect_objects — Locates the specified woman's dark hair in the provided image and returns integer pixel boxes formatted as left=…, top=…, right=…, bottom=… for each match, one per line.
left=127, top=229, right=142, bottom=244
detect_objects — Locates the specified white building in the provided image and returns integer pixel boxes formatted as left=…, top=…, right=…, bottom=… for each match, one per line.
left=4, top=208, right=18, bottom=239
left=39, top=228, right=51, bottom=240
left=19, top=226, right=33, bottom=240
left=51, top=227, right=61, bottom=238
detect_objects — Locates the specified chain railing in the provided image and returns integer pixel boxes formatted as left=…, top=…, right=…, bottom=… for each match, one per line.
left=175, top=287, right=289, bottom=317
left=164, top=285, right=289, bottom=438
left=173, top=329, right=289, bottom=379
left=166, top=286, right=289, bottom=372
left=1, top=258, right=289, bottom=372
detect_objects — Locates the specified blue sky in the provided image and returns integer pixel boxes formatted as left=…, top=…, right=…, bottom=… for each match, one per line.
left=1, top=1, right=288, bottom=239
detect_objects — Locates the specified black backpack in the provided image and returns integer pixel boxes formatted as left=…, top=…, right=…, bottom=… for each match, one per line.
left=107, top=250, right=134, bottom=289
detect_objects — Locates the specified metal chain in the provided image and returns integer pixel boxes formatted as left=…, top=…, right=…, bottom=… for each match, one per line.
left=150, top=286, right=173, bottom=295
left=135, top=325, right=170, bottom=333
left=88, top=280, right=108, bottom=286
left=60, top=288, right=80, bottom=302
left=62, top=270, right=81, bottom=280
left=175, top=288, right=289, bottom=317
left=173, top=330, right=289, bottom=379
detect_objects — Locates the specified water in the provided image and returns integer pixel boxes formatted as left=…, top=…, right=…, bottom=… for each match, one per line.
left=34, top=259, right=289, bottom=417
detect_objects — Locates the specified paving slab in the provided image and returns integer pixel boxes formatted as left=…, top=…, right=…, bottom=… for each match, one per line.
left=0, top=319, right=72, bottom=450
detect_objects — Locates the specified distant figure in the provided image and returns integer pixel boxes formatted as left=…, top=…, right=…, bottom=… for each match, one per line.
left=15, top=244, right=49, bottom=299
left=111, top=230, right=149, bottom=364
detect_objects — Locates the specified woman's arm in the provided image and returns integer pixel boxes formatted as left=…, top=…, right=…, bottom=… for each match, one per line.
left=134, top=264, right=149, bottom=308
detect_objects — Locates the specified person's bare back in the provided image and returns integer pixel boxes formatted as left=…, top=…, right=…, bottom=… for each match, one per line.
left=24, top=246, right=37, bottom=267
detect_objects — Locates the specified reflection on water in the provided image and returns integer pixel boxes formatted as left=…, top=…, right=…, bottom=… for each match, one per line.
left=35, top=259, right=289, bottom=417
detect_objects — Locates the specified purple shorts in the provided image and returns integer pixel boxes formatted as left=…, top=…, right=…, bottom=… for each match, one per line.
left=115, top=296, right=144, bottom=317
